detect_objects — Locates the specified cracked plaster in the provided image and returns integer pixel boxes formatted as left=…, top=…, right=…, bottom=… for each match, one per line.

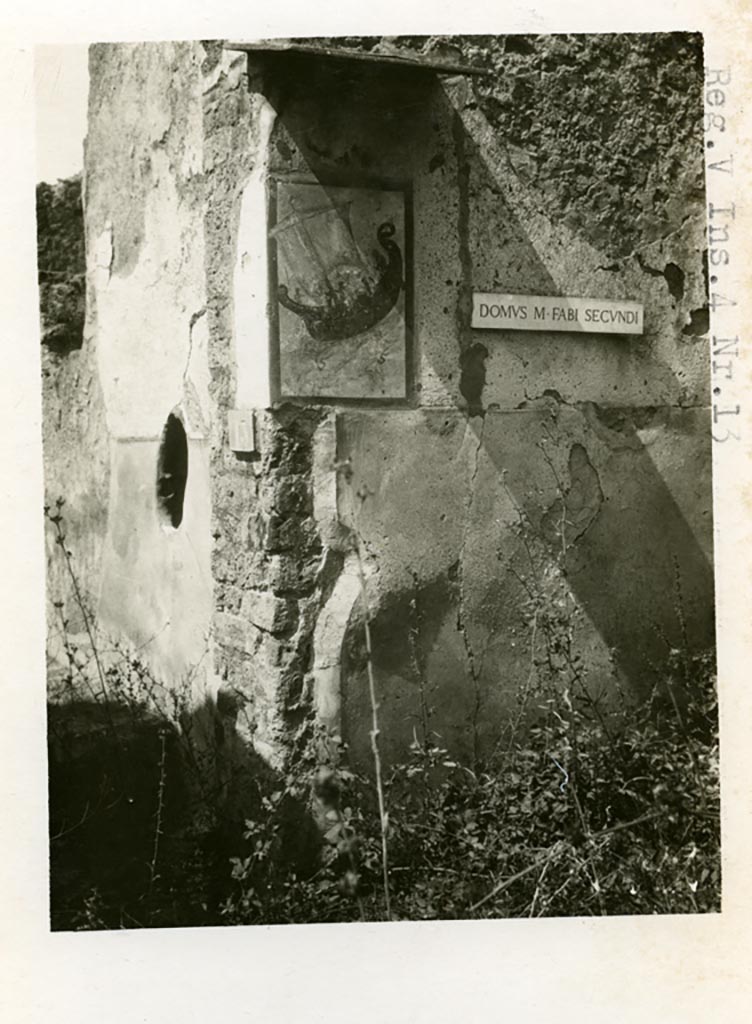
left=61, top=35, right=716, bottom=769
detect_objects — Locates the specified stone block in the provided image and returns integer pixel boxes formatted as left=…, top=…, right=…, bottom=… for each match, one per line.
left=272, top=475, right=312, bottom=515
left=214, top=611, right=257, bottom=653
left=241, top=590, right=295, bottom=635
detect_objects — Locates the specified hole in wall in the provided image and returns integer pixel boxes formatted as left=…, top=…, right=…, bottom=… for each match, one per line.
left=156, top=413, right=188, bottom=529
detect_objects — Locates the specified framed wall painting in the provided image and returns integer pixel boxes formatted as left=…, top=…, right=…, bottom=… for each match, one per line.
left=269, top=180, right=410, bottom=401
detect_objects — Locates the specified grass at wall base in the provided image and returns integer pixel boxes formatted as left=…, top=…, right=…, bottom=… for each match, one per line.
left=45, top=500, right=720, bottom=929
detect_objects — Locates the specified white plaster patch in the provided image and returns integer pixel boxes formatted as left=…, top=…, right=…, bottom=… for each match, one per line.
left=93, top=222, right=113, bottom=288
left=233, top=94, right=277, bottom=410
left=180, top=138, right=202, bottom=179
left=312, top=412, right=339, bottom=544
left=312, top=554, right=362, bottom=730
left=95, top=146, right=208, bottom=439
left=96, top=437, right=214, bottom=690
left=202, top=48, right=246, bottom=96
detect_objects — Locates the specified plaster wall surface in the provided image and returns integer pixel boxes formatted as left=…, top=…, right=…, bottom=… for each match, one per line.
left=65, top=34, right=715, bottom=772
left=81, top=42, right=215, bottom=689
left=336, top=404, right=713, bottom=767
left=248, top=34, right=713, bottom=764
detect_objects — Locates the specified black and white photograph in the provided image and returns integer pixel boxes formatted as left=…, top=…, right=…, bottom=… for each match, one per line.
left=36, top=32, right=724, bottom=932
left=5, top=0, right=752, bottom=1017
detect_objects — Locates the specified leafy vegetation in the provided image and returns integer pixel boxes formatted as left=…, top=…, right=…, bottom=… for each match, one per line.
left=220, top=648, right=719, bottom=923
left=36, top=175, right=85, bottom=353
left=46, top=497, right=720, bottom=930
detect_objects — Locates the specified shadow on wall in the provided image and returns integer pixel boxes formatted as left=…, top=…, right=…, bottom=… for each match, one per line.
left=257, top=50, right=715, bottom=765
left=47, top=689, right=321, bottom=930
left=338, top=406, right=716, bottom=769
left=440, top=76, right=714, bottom=696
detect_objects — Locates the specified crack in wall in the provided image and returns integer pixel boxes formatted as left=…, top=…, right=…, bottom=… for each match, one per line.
left=551, top=443, right=604, bottom=549
left=595, top=215, right=696, bottom=275
left=515, top=389, right=708, bottom=414
left=455, top=417, right=486, bottom=765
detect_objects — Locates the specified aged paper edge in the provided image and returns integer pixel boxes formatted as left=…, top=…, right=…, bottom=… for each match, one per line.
left=0, top=2, right=749, bottom=1021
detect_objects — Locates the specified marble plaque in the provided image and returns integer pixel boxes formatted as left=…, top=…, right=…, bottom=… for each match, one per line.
left=472, top=293, right=644, bottom=334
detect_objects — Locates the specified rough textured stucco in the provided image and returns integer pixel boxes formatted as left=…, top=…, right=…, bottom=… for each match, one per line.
left=307, top=34, right=706, bottom=257
left=462, top=33, right=705, bottom=259
left=306, top=34, right=709, bottom=406
left=250, top=34, right=713, bottom=765
left=46, top=34, right=714, bottom=776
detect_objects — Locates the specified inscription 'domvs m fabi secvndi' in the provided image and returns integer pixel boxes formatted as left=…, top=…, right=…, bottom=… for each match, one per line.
left=472, top=293, right=644, bottom=335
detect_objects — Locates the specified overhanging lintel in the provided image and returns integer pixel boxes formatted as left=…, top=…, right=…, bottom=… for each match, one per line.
left=223, top=40, right=491, bottom=78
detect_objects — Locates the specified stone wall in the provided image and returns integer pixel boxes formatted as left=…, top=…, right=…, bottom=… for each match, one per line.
left=200, top=45, right=345, bottom=765
left=39, top=175, right=110, bottom=651
left=51, top=34, right=714, bottom=774
left=244, top=34, right=712, bottom=767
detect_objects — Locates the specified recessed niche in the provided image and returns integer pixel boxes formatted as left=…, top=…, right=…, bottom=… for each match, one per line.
left=156, top=413, right=188, bottom=529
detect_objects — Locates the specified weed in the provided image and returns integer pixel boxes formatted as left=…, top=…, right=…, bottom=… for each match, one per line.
left=45, top=491, right=720, bottom=928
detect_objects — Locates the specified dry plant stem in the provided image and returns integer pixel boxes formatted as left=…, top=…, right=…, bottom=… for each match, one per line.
left=148, top=728, right=168, bottom=891
left=592, top=809, right=663, bottom=838
left=536, top=858, right=577, bottom=916
left=571, top=785, right=606, bottom=914
left=50, top=800, right=92, bottom=841
left=528, top=853, right=553, bottom=917
left=50, top=513, right=109, bottom=701
left=48, top=508, right=127, bottom=784
left=469, top=853, right=551, bottom=914
left=54, top=603, right=103, bottom=710
left=353, top=534, right=392, bottom=921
